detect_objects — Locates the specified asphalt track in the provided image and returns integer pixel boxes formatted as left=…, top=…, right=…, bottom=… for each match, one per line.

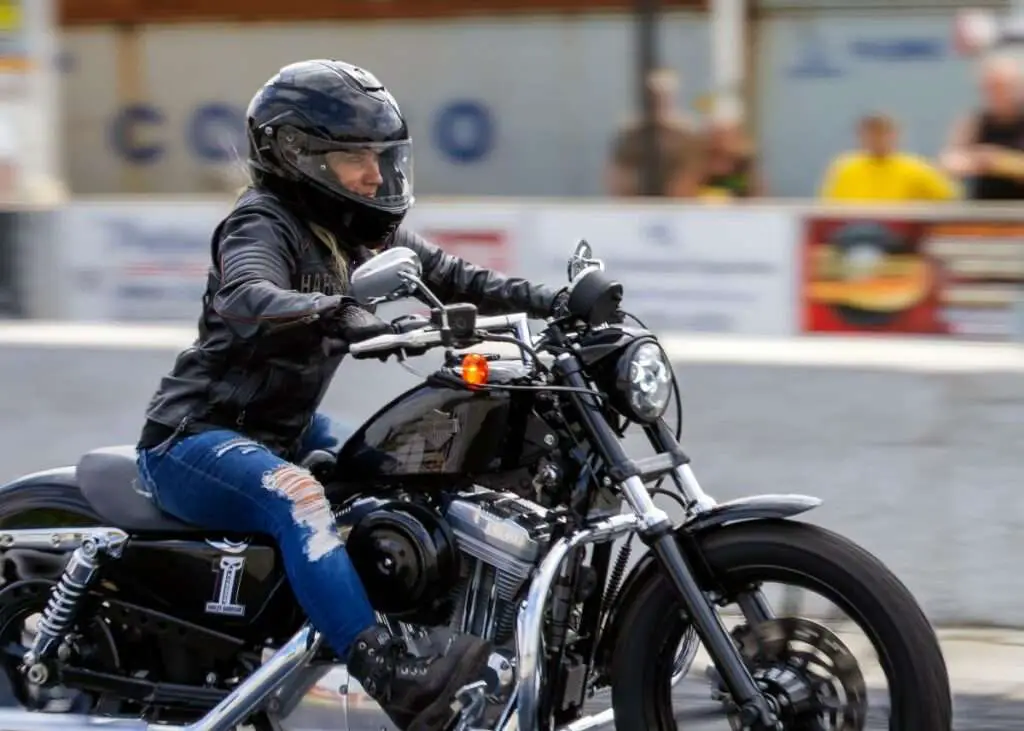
left=284, top=681, right=1024, bottom=730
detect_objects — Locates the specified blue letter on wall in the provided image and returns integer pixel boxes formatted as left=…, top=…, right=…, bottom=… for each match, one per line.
left=434, top=100, right=494, bottom=164
left=109, top=104, right=165, bottom=164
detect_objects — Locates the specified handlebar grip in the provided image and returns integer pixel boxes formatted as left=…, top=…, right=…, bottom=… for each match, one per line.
left=348, top=328, right=443, bottom=358
left=347, top=311, right=529, bottom=360
left=348, top=333, right=398, bottom=356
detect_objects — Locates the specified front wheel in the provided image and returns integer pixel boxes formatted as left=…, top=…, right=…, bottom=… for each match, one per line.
left=609, top=520, right=952, bottom=729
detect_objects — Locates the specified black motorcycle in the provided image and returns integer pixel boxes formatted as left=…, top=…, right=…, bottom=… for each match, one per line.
left=0, top=240, right=951, bottom=731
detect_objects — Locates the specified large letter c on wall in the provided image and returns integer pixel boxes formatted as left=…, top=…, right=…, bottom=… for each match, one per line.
left=109, top=104, right=166, bottom=164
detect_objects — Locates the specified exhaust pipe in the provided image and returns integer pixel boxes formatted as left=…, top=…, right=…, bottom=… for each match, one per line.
left=0, top=712, right=158, bottom=730
left=0, top=624, right=322, bottom=731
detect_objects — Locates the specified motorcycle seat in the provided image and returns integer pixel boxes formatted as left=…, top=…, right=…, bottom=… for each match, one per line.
left=77, top=446, right=208, bottom=533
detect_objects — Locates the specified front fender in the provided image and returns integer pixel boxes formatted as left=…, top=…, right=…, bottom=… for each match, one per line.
left=595, top=494, right=821, bottom=670
left=681, top=494, right=821, bottom=533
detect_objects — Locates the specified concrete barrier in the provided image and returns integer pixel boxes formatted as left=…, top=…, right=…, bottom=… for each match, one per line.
left=0, top=322, right=1022, bottom=627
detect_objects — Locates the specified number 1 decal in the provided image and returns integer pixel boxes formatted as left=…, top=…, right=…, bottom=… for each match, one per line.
left=205, top=555, right=247, bottom=617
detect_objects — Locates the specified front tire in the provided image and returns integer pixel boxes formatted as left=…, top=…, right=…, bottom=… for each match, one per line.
left=609, top=520, right=952, bottom=729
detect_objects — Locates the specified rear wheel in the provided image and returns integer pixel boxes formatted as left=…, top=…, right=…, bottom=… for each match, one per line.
left=0, top=578, right=124, bottom=716
left=609, top=520, right=952, bottom=729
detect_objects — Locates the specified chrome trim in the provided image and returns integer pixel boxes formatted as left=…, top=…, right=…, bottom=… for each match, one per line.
left=0, top=527, right=129, bottom=551
left=505, top=513, right=641, bottom=731
left=24, top=531, right=126, bottom=670
left=556, top=708, right=615, bottom=730
left=509, top=312, right=534, bottom=368
left=669, top=626, right=701, bottom=688
left=204, top=538, right=249, bottom=555
left=676, top=464, right=717, bottom=514
left=0, top=714, right=164, bottom=730
left=494, top=685, right=519, bottom=730
left=191, top=623, right=321, bottom=730
left=620, top=476, right=672, bottom=534
left=270, top=662, right=332, bottom=719
left=0, top=625, right=321, bottom=731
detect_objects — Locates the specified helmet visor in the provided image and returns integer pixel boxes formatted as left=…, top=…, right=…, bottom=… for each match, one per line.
left=279, top=128, right=413, bottom=211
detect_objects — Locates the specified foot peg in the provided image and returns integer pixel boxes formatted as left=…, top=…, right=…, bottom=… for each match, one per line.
left=444, top=680, right=488, bottom=731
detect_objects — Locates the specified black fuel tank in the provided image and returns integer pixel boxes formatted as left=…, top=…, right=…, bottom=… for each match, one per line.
left=336, top=382, right=513, bottom=485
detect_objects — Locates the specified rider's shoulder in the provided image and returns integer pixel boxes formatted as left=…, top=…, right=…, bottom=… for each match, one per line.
left=220, top=186, right=306, bottom=245
left=388, top=225, right=435, bottom=253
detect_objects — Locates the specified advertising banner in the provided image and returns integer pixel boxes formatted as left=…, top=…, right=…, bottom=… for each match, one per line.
left=404, top=203, right=522, bottom=272
left=802, top=216, right=1024, bottom=339
left=522, top=205, right=798, bottom=335
left=56, top=199, right=527, bottom=323
left=58, top=200, right=230, bottom=322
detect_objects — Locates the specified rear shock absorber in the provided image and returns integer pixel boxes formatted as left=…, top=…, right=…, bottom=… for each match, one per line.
left=22, top=532, right=126, bottom=684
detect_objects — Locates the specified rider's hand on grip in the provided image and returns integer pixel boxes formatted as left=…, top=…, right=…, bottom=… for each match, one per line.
left=549, top=289, right=571, bottom=319
left=324, top=301, right=395, bottom=343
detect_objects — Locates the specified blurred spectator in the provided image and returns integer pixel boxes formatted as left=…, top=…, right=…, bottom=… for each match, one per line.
left=605, top=68, right=702, bottom=198
left=819, top=114, right=959, bottom=202
left=0, top=114, right=16, bottom=199
left=940, top=54, right=1024, bottom=200
left=698, top=109, right=765, bottom=200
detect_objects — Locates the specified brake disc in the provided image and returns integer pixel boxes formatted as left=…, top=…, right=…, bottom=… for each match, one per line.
left=726, top=617, right=869, bottom=730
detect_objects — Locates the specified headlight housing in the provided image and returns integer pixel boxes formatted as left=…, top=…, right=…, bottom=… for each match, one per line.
left=613, top=339, right=674, bottom=423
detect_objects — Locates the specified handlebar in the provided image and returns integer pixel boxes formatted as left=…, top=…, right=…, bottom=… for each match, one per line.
left=348, top=312, right=535, bottom=361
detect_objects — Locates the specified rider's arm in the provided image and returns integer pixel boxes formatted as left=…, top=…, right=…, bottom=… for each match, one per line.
left=392, top=226, right=562, bottom=319
left=211, top=208, right=344, bottom=340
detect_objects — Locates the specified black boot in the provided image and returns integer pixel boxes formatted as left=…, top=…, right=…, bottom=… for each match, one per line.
left=347, top=624, right=492, bottom=731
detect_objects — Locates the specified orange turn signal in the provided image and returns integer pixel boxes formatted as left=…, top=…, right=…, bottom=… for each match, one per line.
left=461, top=353, right=489, bottom=387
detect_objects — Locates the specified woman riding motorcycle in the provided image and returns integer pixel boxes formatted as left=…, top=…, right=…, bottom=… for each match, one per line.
left=135, top=58, right=567, bottom=731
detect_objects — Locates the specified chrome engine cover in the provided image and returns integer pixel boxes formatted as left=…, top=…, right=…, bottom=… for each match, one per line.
left=443, top=489, right=555, bottom=647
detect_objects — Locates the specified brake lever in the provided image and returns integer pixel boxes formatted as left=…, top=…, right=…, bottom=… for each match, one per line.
left=391, top=313, right=432, bottom=334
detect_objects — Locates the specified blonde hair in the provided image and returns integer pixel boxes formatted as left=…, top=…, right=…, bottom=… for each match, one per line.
left=309, top=222, right=350, bottom=283
left=235, top=182, right=351, bottom=285
left=234, top=178, right=354, bottom=286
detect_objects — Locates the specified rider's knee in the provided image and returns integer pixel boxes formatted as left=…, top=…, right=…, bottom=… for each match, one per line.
left=262, top=463, right=342, bottom=562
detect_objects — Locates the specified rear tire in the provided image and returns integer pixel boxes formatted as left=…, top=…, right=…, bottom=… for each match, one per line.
left=609, top=520, right=952, bottom=729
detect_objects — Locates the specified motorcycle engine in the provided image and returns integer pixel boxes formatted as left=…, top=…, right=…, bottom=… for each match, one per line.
left=341, top=489, right=557, bottom=710
left=341, top=497, right=463, bottom=626
left=442, top=489, right=555, bottom=645
left=338, top=489, right=556, bottom=639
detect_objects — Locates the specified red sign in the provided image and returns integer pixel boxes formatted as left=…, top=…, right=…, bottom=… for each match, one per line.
left=421, top=228, right=510, bottom=272
left=802, top=216, right=1024, bottom=339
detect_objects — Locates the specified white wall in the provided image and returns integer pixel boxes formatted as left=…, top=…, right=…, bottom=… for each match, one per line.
left=59, top=14, right=710, bottom=197
left=58, top=9, right=1010, bottom=198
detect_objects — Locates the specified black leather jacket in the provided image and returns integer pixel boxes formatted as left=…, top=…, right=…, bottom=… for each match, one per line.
left=138, top=187, right=560, bottom=458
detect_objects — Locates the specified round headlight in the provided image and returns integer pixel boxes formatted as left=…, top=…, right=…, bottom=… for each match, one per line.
left=615, top=340, right=673, bottom=422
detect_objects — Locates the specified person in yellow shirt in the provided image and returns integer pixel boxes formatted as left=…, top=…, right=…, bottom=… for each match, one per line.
left=819, top=114, right=960, bottom=201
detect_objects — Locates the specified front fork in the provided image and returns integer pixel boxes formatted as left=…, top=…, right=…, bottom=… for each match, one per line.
left=666, top=464, right=775, bottom=687
left=504, top=463, right=779, bottom=731
left=516, top=356, right=780, bottom=731
left=623, top=471, right=780, bottom=729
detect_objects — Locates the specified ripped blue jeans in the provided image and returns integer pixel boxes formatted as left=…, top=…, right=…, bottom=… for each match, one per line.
left=135, top=413, right=376, bottom=657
